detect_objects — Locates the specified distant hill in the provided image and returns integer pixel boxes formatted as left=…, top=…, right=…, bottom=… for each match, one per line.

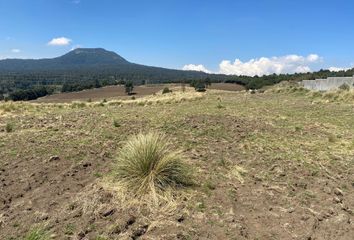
left=1, top=48, right=354, bottom=101
left=0, top=48, right=228, bottom=97
left=0, top=48, right=130, bottom=71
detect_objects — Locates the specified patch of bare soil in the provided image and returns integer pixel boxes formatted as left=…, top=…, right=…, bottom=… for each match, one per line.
left=34, top=85, right=165, bottom=103
left=209, top=83, right=246, bottom=91
left=0, top=98, right=353, bottom=239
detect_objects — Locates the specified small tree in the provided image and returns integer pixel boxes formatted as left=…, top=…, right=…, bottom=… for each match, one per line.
left=205, top=77, right=211, bottom=88
left=190, top=79, right=206, bottom=92
left=162, top=87, right=172, bottom=94
left=181, top=79, right=186, bottom=92
left=125, top=81, right=134, bottom=95
left=194, top=80, right=206, bottom=92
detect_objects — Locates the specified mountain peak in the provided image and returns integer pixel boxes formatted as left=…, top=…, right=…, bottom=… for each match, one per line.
left=57, top=48, right=129, bottom=65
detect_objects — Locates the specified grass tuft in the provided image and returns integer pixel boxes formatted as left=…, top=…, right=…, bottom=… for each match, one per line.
left=5, top=122, right=14, bottom=133
left=114, top=132, right=193, bottom=196
left=113, top=119, right=120, bottom=128
left=24, top=227, right=50, bottom=240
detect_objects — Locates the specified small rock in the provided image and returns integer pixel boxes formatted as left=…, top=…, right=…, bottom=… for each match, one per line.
left=323, top=186, right=331, bottom=194
left=132, top=225, right=149, bottom=240
left=101, top=208, right=116, bottom=217
left=82, top=162, right=91, bottom=168
left=49, top=156, right=60, bottom=162
left=334, top=188, right=343, bottom=196
left=253, top=175, right=263, bottom=181
left=333, top=196, right=342, bottom=203
left=78, top=231, right=85, bottom=239
left=287, top=207, right=295, bottom=213
left=177, top=215, right=185, bottom=223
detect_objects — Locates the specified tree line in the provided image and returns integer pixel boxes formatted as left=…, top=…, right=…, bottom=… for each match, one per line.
left=1, top=68, right=354, bottom=101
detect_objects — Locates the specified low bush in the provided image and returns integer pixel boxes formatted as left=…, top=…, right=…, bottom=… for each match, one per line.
left=113, top=119, right=120, bottom=128
left=162, top=87, right=172, bottom=94
left=5, top=123, right=14, bottom=133
left=339, top=83, right=350, bottom=91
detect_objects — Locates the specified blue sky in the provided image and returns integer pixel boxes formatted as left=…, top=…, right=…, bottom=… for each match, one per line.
left=0, top=0, right=354, bottom=75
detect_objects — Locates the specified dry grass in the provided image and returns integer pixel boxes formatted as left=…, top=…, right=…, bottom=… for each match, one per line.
left=228, top=165, right=248, bottom=183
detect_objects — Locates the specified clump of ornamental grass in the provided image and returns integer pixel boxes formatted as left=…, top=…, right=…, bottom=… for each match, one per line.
left=114, top=132, right=193, bottom=198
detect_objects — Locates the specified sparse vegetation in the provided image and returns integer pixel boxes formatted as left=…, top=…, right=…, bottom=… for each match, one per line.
left=113, top=119, right=120, bottom=127
left=1, top=86, right=354, bottom=239
left=24, top=227, right=50, bottom=240
left=5, top=122, right=14, bottom=133
left=114, top=132, right=193, bottom=195
left=339, top=83, right=350, bottom=91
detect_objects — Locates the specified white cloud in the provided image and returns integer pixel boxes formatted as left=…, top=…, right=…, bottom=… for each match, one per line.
left=48, top=37, right=72, bottom=46
left=183, top=54, right=322, bottom=76
left=72, top=0, right=81, bottom=4
left=328, top=67, right=351, bottom=72
left=11, top=49, right=21, bottom=53
left=218, top=54, right=321, bottom=76
left=307, top=54, right=320, bottom=62
left=182, top=64, right=211, bottom=73
left=70, top=44, right=82, bottom=51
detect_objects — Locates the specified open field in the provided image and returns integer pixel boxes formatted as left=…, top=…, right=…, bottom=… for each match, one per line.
left=208, top=83, right=245, bottom=91
left=0, top=87, right=353, bottom=239
left=33, top=85, right=166, bottom=103
left=33, top=83, right=244, bottom=103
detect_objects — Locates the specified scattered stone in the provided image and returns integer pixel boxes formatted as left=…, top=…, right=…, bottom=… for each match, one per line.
left=101, top=208, right=116, bottom=217
left=78, top=231, right=85, bottom=239
left=82, top=162, right=91, bottom=168
left=287, top=207, right=295, bottom=213
left=125, top=215, right=136, bottom=229
left=323, top=186, right=331, bottom=194
left=49, top=156, right=60, bottom=162
left=177, top=215, right=185, bottom=223
left=131, top=225, right=149, bottom=240
left=333, top=196, right=342, bottom=203
left=332, top=213, right=350, bottom=224
left=334, top=188, right=343, bottom=196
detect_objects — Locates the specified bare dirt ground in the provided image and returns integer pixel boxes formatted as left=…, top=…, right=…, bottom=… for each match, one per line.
left=0, top=87, right=353, bottom=239
left=34, top=85, right=166, bottom=103
left=34, top=83, right=244, bottom=103
left=208, top=83, right=245, bottom=91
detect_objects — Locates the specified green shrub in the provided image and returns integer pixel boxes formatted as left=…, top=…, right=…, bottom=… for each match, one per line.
left=5, top=123, right=14, bottom=133
left=114, top=132, right=193, bottom=195
left=162, top=87, right=172, bottom=94
left=113, top=119, right=120, bottom=128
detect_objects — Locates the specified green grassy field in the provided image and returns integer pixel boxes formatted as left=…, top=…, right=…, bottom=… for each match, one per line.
left=0, top=87, right=353, bottom=239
